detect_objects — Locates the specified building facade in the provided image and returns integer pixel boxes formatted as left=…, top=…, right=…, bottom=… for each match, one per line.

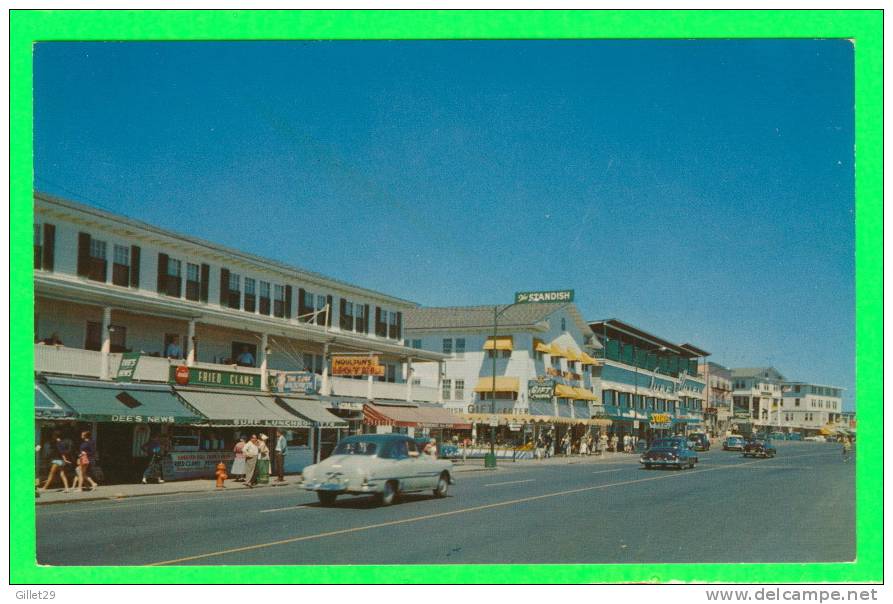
left=588, top=319, right=709, bottom=442
left=780, top=383, right=845, bottom=435
left=33, top=192, right=450, bottom=481
left=700, top=361, right=733, bottom=434
left=730, top=367, right=786, bottom=434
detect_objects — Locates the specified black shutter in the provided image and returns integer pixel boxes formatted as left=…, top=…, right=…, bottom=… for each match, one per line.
left=339, top=298, right=347, bottom=329
left=326, top=294, right=333, bottom=327
left=157, top=253, right=169, bottom=294
left=77, top=232, right=91, bottom=276
left=284, top=285, right=292, bottom=319
left=130, top=245, right=140, bottom=287
left=375, top=307, right=382, bottom=336
left=42, top=223, right=55, bottom=272
left=396, top=311, right=403, bottom=341
left=298, top=287, right=307, bottom=320
left=364, top=304, right=370, bottom=333
left=220, top=268, right=230, bottom=305
left=200, top=264, right=210, bottom=302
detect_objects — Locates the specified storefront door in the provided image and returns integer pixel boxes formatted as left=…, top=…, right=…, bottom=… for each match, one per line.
left=97, top=423, right=140, bottom=483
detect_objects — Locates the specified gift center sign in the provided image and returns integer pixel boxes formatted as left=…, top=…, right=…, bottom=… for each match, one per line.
left=528, top=377, right=555, bottom=401
left=169, top=366, right=261, bottom=390
left=332, top=356, right=385, bottom=376
left=515, top=289, right=574, bottom=304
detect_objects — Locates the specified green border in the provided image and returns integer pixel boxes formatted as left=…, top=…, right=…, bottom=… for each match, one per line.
left=10, top=10, right=882, bottom=584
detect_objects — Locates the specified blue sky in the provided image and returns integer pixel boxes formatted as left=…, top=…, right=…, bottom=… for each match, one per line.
left=33, top=40, right=856, bottom=408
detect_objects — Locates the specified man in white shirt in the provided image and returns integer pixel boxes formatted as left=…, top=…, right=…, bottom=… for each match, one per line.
left=273, top=429, right=287, bottom=482
left=242, top=435, right=259, bottom=488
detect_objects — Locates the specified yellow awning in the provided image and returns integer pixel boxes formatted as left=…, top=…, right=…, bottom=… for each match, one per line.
left=554, top=384, right=576, bottom=398
left=534, top=339, right=551, bottom=353
left=473, top=376, right=520, bottom=393
left=483, top=336, right=514, bottom=351
left=573, top=387, right=598, bottom=401
left=581, top=352, right=599, bottom=365
left=565, top=348, right=582, bottom=362
left=549, top=343, right=567, bottom=357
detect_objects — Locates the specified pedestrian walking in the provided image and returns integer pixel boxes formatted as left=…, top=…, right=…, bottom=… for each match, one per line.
left=423, top=438, right=438, bottom=458
left=273, top=430, right=287, bottom=482
left=231, top=437, right=246, bottom=481
left=140, top=434, right=165, bottom=484
left=256, top=434, right=271, bottom=484
left=622, top=434, right=630, bottom=453
left=842, top=437, right=853, bottom=463
left=578, top=437, right=589, bottom=456
left=40, top=432, right=72, bottom=492
left=610, top=434, right=619, bottom=453
left=75, top=431, right=98, bottom=492
left=242, top=435, right=259, bottom=487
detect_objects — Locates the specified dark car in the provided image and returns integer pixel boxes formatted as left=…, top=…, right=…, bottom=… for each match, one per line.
left=639, top=437, right=699, bottom=470
left=688, top=432, right=710, bottom=451
left=743, top=439, right=777, bottom=458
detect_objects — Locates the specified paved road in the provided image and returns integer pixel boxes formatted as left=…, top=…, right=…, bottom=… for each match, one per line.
left=36, top=441, right=854, bottom=565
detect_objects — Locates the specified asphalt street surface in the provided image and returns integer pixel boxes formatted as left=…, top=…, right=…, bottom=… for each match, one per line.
left=36, top=441, right=854, bottom=565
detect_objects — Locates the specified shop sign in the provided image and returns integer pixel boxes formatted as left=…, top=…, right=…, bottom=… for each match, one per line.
left=650, top=413, right=672, bottom=429
left=115, top=352, right=141, bottom=382
left=231, top=418, right=310, bottom=428
left=111, top=414, right=175, bottom=423
left=488, top=415, right=500, bottom=427
left=332, top=356, right=385, bottom=376
left=163, top=451, right=233, bottom=480
left=515, top=289, right=574, bottom=304
left=508, top=423, right=521, bottom=431
left=528, top=377, right=555, bottom=401
left=169, top=366, right=261, bottom=390
left=270, top=371, right=320, bottom=395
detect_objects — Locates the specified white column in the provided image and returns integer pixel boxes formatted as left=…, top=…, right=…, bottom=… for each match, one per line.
left=321, top=343, right=330, bottom=395
left=405, top=357, right=413, bottom=402
left=99, top=306, right=112, bottom=380
left=186, top=320, right=196, bottom=367
left=367, top=373, right=374, bottom=400
left=437, top=361, right=444, bottom=404
left=259, top=333, right=269, bottom=392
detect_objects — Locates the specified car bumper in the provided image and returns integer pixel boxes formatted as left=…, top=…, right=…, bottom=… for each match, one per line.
left=302, top=480, right=382, bottom=495
left=639, top=458, right=682, bottom=466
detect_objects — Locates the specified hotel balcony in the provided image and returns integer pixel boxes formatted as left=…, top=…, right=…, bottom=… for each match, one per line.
left=34, top=344, right=440, bottom=403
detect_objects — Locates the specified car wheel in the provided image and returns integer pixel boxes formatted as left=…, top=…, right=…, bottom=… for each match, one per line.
left=689, top=461, right=696, bottom=469
left=377, top=480, right=398, bottom=506
left=433, top=473, right=449, bottom=498
left=644, top=463, right=652, bottom=470
left=317, top=492, right=337, bottom=506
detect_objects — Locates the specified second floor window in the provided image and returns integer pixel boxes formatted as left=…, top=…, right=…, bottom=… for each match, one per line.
left=186, top=263, right=201, bottom=301
left=340, top=299, right=354, bottom=330
left=259, top=281, right=271, bottom=315
left=442, top=379, right=452, bottom=401
left=274, top=284, right=286, bottom=318
left=455, top=338, right=466, bottom=358
left=455, top=379, right=465, bottom=400
left=442, top=338, right=452, bottom=355
left=112, top=244, right=130, bottom=287
left=244, top=278, right=257, bottom=313
left=80, top=235, right=108, bottom=282
left=228, top=273, right=241, bottom=309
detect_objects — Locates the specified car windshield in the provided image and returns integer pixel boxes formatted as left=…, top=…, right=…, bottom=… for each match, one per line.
left=651, top=438, right=682, bottom=449
left=332, top=440, right=378, bottom=456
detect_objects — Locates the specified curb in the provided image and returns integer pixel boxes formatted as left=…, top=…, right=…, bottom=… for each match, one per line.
left=35, top=481, right=298, bottom=506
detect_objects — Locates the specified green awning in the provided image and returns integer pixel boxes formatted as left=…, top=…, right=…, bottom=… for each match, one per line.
left=174, top=389, right=313, bottom=428
left=276, top=396, right=348, bottom=428
left=44, top=378, right=204, bottom=424
left=35, top=383, right=76, bottom=420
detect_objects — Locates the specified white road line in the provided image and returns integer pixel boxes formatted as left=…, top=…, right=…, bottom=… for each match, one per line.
left=259, top=505, right=315, bottom=513
left=591, top=469, right=623, bottom=475
left=484, top=479, right=536, bottom=487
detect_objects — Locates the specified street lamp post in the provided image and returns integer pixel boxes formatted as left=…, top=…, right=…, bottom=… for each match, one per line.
left=487, top=303, right=515, bottom=468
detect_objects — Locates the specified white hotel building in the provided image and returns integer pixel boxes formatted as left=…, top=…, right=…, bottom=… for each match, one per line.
left=33, top=192, right=453, bottom=480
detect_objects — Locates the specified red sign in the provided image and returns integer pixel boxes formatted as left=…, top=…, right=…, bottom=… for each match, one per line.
left=175, top=365, right=190, bottom=385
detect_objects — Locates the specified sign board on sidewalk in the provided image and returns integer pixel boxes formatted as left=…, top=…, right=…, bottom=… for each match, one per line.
left=515, top=289, right=574, bottom=304
left=115, top=352, right=141, bottom=382
left=488, top=415, right=500, bottom=427
left=331, top=356, right=385, bottom=376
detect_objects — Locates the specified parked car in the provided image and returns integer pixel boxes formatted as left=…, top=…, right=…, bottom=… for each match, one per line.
left=804, top=435, right=824, bottom=442
left=687, top=432, right=711, bottom=451
left=640, top=437, right=699, bottom=470
left=301, top=434, right=455, bottom=506
left=786, top=432, right=802, bottom=441
left=743, top=439, right=777, bottom=458
left=723, top=436, right=746, bottom=451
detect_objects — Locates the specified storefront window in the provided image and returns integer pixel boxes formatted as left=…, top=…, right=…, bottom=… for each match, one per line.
left=286, top=429, right=310, bottom=447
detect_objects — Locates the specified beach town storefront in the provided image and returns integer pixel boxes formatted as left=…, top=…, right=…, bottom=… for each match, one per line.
left=35, top=371, right=349, bottom=483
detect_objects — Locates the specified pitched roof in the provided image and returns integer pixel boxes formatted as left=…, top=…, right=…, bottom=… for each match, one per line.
left=730, top=367, right=786, bottom=380
left=404, top=303, right=593, bottom=337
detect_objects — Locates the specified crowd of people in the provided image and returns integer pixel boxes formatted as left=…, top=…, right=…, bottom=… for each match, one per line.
left=531, top=432, right=646, bottom=459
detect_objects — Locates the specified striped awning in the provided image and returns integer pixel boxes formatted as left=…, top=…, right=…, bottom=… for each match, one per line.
left=363, top=403, right=471, bottom=429
left=549, top=343, right=567, bottom=357
left=580, top=352, right=599, bottom=365
left=565, top=348, right=582, bottom=362
left=554, top=384, right=577, bottom=399
left=572, top=387, right=599, bottom=401
left=483, top=336, right=514, bottom=351
left=534, top=339, right=551, bottom=353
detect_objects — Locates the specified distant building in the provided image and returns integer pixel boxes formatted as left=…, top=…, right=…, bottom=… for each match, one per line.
left=780, top=382, right=845, bottom=435
left=700, top=361, right=733, bottom=434
left=730, top=367, right=786, bottom=431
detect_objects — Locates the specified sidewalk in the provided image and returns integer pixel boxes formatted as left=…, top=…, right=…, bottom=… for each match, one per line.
left=35, top=452, right=639, bottom=505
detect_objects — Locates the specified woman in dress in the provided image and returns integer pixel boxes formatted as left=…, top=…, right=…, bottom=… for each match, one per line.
left=231, top=436, right=246, bottom=482
left=76, top=431, right=98, bottom=491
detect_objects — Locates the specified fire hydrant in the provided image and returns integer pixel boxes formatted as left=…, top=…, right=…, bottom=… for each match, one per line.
left=215, top=462, right=228, bottom=489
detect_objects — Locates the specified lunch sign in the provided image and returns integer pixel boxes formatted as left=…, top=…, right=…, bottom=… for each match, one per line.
left=515, top=289, right=574, bottom=304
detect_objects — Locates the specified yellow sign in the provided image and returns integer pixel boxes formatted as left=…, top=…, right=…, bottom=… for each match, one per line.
left=332, top=356, right=385, bottom=376
left=651, top=413, right=671, bottom=424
